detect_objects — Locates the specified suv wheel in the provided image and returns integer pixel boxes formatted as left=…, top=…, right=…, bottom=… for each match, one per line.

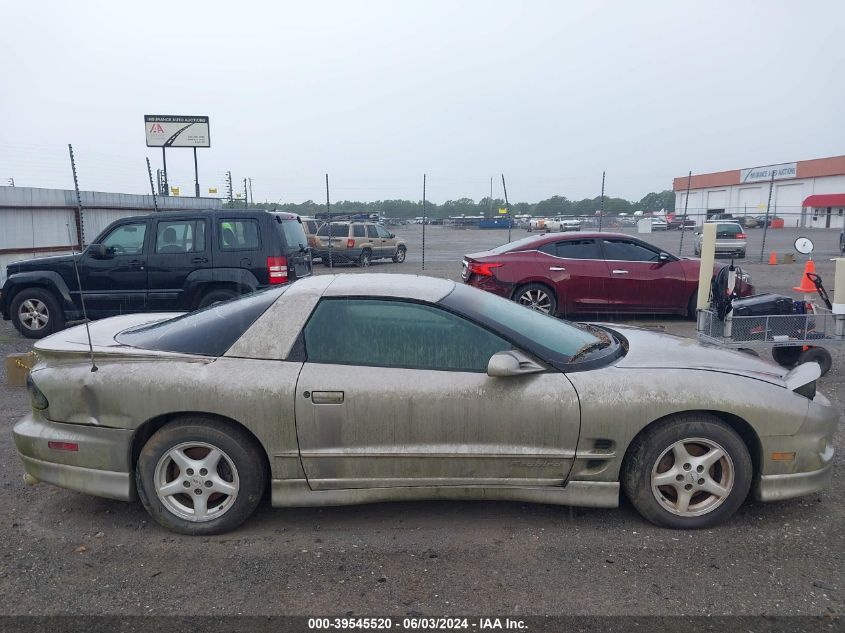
left=358, top=249, right=372, bottom=267
left=392, top=246, right=406, bottom=263
left=197, top=288, right=239, bottom=309
left=10, top=288, right=65, bottom=339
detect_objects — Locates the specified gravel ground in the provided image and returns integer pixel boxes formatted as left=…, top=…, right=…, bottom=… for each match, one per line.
left=0, top=226, right=843, bottom=617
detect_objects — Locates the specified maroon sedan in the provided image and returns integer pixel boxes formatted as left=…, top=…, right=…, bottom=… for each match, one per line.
left=462, top=232, right=753, bottom=317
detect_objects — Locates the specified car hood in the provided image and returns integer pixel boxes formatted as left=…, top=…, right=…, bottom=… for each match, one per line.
left=605, top=324, right=788, bottom=386
left=8, top=253, right=75, bottom=273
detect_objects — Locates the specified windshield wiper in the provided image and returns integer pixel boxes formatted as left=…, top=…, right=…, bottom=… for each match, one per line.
left=569, top=340, right=609, bottom=363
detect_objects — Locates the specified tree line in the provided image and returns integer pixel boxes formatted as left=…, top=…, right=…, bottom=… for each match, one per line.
left=227, top=190, right=676, bottom=218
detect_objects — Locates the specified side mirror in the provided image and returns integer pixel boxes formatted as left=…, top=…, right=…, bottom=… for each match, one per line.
left=658, top=252, right=671, bottom=262
left=487, top=350, right=545, bottom=377
left=389, top=233, right=395, bottom=238
left=89, top=244, right=111, bottom=259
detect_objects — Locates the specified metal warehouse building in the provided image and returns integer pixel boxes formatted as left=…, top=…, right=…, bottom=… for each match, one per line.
left=672, top=155, right=845, bottom=229
left=0, top=186, right=222, bottom=284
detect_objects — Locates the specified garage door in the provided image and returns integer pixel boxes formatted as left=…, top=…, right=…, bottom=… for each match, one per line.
left=775, top=183, right=805, bottom=227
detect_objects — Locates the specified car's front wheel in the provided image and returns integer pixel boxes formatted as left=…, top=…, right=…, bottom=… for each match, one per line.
left=358, top=249, right=372, bottom=267
left=622, top=414, right=751, bottom=529
left=514, top=283, right=557, bottom=315
left=136, top=417, right=267, bottom=535
left=393, top=246, right=406, bottom=263
left=10, top=288, right=65, bottom=339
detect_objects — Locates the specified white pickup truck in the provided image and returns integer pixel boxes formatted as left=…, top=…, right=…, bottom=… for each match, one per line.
left=527, top=216, right=581, bottom=232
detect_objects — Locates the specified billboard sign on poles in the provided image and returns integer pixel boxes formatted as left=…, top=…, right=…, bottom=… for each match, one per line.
left=144, top=115, right=210, bottom=147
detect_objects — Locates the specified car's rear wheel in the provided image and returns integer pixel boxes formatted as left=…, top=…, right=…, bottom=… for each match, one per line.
left=392, top=246, right=406, bottom=263
left=197, top=288, right=239, bottom=309
left=772, top=345, right=802, bottom=368
left=10, top=288, right=65, bottom=339
left=514, top=283, right=557, bottom=315
left=686, top=290, right=699, bottom=319
left=622, top=414, right=751, bottom=529
left=136, top=417, right=267, bottom=535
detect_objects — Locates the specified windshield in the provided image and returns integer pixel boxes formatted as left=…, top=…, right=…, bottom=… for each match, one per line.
left=487, top=235, right=548, bottom=254
left=440, top=283, right=610, bottom=365
left=278, top=219, right=307, bottom=249
left=116, top=287, right=285, bottom=356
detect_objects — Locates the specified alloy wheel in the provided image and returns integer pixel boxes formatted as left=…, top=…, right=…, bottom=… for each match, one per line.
left=154, top=441, right=240, bottom=522
left=18, top=298, right=49, bottom=331
left=650, top=437, right=734, bottom=517
left=518, top=289, right=552, bottom=314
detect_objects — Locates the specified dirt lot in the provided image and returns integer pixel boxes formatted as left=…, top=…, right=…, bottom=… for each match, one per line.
left=1, top=226, right=843, bottom=617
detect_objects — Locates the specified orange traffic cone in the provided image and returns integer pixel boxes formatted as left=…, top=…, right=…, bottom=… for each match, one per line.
left=792, top=259, right=817, bottom=293
left=768, top=251, right=777, bottom=265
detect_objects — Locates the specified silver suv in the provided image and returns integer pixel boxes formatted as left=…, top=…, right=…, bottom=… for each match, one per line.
left=314, top=222, right=408, bottom=266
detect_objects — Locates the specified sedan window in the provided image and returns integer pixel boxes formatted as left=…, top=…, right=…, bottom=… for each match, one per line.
left=600, top=239, right=661, bottom=262
left=303, top=298, right=511, bottom=372
left=552, top=239, right=599, bottom=259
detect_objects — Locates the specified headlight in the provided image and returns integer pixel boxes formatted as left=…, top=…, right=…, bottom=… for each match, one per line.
left=26, top=374, right=49, bottom=410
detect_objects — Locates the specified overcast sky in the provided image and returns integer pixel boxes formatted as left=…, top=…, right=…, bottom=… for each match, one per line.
left=1, top=0, right=842, bottom=204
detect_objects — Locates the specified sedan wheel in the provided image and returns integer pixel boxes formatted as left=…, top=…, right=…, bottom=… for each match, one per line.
left=137, top=417, right=267, bottom=535
left=650, top=438, right=734, bottom=517
left=622, top=414, right=751, bottom=528
left=516, top=284, right=556, bottom=315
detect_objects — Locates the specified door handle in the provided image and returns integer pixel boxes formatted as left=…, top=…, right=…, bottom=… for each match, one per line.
left=612, top=270, right=629, bottom=274
left=310, top=391, right=344, bottom=405
left=191, top=257, right=209, bottom=264
left=549, top=266, right=565, bottom=271
left=129, top=260, right=145, bottom=268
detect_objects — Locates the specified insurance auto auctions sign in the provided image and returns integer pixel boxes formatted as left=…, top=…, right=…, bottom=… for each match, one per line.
left=144, top=115, right=210, bottom=147
left=740, top=162, right=797, bottom=183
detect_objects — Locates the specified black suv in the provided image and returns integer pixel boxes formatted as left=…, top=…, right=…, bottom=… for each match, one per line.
left=0, top=209, right=312, bottom=338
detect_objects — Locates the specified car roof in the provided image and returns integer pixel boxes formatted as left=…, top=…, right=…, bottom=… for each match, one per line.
left=321, top=273, right=455, bottom=302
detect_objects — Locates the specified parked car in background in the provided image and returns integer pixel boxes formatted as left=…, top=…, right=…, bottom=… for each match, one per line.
left=286, top=214, right=322, bottom=250
left=694, top=222, right=747, bottom=258
left=840, top=229, right=845, bottom=253
left=752, top=215, right=782, bottom=228
left=312, top=221, right=407, bottom=266
left=462, top=232, right=753, bottom=318
left=667, top=217, right=696, bottom=230
left=650, top=218, right=668, bottom=230
left=559, top=218, right=582, bottom=231
left=736, top=216, right=759, bottom=229
left=0, top=209, right=312, bottom=339
left=14, top=273, right=834, bottom=534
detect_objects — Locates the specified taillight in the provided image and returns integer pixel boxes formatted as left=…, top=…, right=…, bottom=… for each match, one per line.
left=48, top=441, right=79, bottom=452
left=347, top=239, right=355, bottom=248
left=267, top=256, right=288, bottom=284
left=737, top=233, right=747, bottom=240
left=468, top=261, right=503, bottom=277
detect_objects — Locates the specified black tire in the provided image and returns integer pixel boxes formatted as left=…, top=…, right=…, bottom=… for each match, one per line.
left=136, top=417, right=267, bottom=535
left=513, top=283, right=557, bottom=316
left=392, top=246, right=407, bottom=263
left=772, top=345, right=802, bottom=368
left=686, top=291, right=699, bottom=319
left=197, top=288, right=239, bottom=309
left=798, top=346, right=832, bottom=376
left=358, top=249, right=372, bottom=267
left=10, top=287, right=65, bottom=339
left=622, top=413, right=752, bottom=529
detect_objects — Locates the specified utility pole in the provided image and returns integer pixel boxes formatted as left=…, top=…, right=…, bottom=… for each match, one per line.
left=243, top=178, right=248, bottom=208
left=193, top=147, right=200, bottom=198
left=146, top=157, right=159, bottom=212
left=760, top=171, right=775, bottom=263
left=326, top=174, right=333, bottom=269
left=598, top=171, right=605, bottom=232
left=161, top=147, right=169, bottom=196
left=225, top=171, right=233, bottom=205
left=6, top=178, right=14, bottom=187
left=501, top=174, right=511, bottom=243
left=422, top=173, right=427, bottom=271
left=679, top=170, right=692, bottom=254
left=67, top=144, right=85, bottom=248
left=248, top=178, right=254, bottom=206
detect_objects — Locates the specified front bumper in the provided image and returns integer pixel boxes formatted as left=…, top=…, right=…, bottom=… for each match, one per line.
left=754, top=463, right=833, bottom=502
left=13, top=413, right=136, bottom=501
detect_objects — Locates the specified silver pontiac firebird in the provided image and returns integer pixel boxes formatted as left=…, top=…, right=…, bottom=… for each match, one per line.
left=13, top=274, right=838, bottom=535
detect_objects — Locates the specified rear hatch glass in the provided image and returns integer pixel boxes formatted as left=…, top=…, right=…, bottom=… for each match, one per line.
left=715, top=223, right=742, bottom=238
left=275, top=219, right=312, bottom=279
left=116, top=287, right=286, bottom=356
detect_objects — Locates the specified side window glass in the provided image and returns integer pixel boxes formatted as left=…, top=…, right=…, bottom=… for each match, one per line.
left=156, top=221, right=194, bottom=254
left=555, top=239, right=598, bottom=259
left=376, top=225, right=391, bottom=238
left=219, top=219, right=260, bottom=251
left=366, top=225, right=379, bottom=239
left=101, top=223, right=147, bottom=255
left=538, top=243, right=556, bottom=256
left=601, top=239, right=660, bottom=262
left=303, top=299, right=511, bottom=372
left=195, top=221, right=206, bottom=252
left=353, top=225, right=366, bottom=238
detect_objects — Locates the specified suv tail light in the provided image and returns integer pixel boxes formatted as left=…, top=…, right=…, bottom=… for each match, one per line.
left=267, top=256, right=288, bottom=284
left=737, top=233, right=747, bottom=240
left=467, top=261, right=503, bottom=277
left=347, top=239, right=355, bottom=248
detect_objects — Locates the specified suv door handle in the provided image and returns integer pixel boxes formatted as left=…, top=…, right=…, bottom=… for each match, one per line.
left=129, top=260, right=145, bottom=268
left=310, top=391, right=344, bottom=405
left=191, top=257, right=209, bottom=264
left=549, top=266, right=565, bottom=271
left=612, top=269, right=629, bottom=274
